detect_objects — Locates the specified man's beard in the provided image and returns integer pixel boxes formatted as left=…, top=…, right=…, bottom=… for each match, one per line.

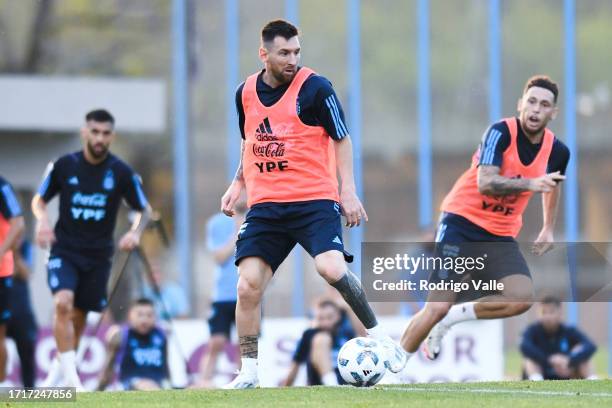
left=87, top=142, right=109, bottom=159
left=271, top=67, right=295, bottom=84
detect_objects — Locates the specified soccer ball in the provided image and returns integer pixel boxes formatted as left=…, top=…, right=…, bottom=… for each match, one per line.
left=337, top=337, right=386, bottom=387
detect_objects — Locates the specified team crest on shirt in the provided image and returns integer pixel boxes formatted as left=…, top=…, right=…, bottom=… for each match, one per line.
left=103, top=170, right=115, bottom=190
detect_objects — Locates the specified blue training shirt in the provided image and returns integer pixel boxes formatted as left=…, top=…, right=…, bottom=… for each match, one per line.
left=37, top=151, right=148, bottom=258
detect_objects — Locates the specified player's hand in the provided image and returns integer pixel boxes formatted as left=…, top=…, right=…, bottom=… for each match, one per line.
left=532, top=227, right=554, bottom=256
left=549, top=354, right=571, bottom=377
left=529, top=171, right=565, bottom=193
left=340, top=188, right=368, bottom=228
left=35, top=220, right=56, bottom=248
left=221, top=180, right=244, bottom=217
left=118, top=230, right=140, bottom=251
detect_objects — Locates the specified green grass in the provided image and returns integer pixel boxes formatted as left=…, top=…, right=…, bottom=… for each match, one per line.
left=16, top=380, right=612, bottom=408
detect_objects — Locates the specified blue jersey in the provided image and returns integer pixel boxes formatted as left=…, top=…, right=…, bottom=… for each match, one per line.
left=206, top=213, right=238, bottom=302
left=292, top=312, right=355, bottom=385
left=520, top=322, right=596, bottom=379
left=38, top=151, right=148, bottom=258
left=116, top=326, right=168, bottom=383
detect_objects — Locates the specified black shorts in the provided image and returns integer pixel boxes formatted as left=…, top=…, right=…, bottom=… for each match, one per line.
left=208, top=301, right=237, bottom=338
left=235, top=200, right=353, bottom=272
left=47, top=247, right=112, bottom=312
left=430, top=212, right=531, bottom=299
left=0, top=276, right=12, bottom=324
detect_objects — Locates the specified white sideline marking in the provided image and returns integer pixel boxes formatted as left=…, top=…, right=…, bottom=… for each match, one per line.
left=374, top=386, right=612, bottom=398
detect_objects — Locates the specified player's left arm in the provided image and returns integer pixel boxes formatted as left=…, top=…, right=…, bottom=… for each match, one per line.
left=532, top=141, right=570, bottom=256
left=313, top=77, right=368, bottom=227
left=119, top=170, right=152, bottom=251
left=0, top=182, right=25, bottom=257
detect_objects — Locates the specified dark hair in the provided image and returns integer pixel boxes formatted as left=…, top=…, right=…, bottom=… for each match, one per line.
left=523, top=75, right=559, bottom=103
left=261, top=19, right=299, bottom=45
left=85, top=109, right=115, bottom=125
left=540, top=295, right=561, bottom=307
left=132, top=298, right=154, bottom=308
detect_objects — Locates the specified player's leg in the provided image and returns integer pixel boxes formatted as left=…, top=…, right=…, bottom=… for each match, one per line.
left=72, top=308, right=88, bottom=348
left=523, top=358, right=545, bottom=380
left=310, top=331, right=337, bottom=386
left=400, top=298, right=455, bottom=354
left=0, top=324, right=7, bottom=382
left=574, top=359, right=597, bottom=380
left=223, top=256, right=273, bottom=389
left=198, top=302, right=233, bottom=387
left=224, top=206, right=296, bottom=388
left=298, top=201, right=407, bottom=372
left=0, top=276, right=11, bottom=383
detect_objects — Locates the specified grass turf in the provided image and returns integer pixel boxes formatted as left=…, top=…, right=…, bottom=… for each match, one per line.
left=16, top=380, right=612, bottom=408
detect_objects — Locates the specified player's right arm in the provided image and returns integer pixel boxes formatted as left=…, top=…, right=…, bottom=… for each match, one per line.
left=97, top=325, right=122, bottom=391
left=221, top=136, right=246, bottom=217
left=477, top=165, right=565, bottom=195
left=32, top=161, right=60, bottom=248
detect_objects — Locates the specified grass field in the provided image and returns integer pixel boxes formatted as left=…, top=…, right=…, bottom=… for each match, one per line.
left=15, top=380, right=612, bottom=408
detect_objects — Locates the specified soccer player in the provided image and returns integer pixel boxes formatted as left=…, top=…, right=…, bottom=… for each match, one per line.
left=98, top=298, right=170, bottom=391
left=220, top=20, right=406, bottom=389
left=400, top=76, right=570, bottom=361
left=33, top=109, right=151, bottom=389
left=0, top=176, right=25, bottom=385
left=520, top=296, right=597, bottom=380
left=282, top=300, right=355, bottom=387
left=195, top=200, right=246, bottom=388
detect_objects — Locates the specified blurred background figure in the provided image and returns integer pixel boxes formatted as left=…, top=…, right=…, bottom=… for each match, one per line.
left=520, top=296, right=597, bottom=380
left=194, top=200, right=246, bottom=388
left=281, top=299, right=357, bottom=387
left=7, top=236, right=39, bottom=387
left=143, top=259, right=189, bottom=320
left=98, top=298, right=170, bottom=391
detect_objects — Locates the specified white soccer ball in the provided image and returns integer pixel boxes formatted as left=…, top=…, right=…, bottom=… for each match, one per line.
left=337, top=337, right=386, bottom=387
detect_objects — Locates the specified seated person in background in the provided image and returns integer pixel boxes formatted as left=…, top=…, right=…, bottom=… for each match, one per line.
left=98, top=298, right=170, bottom=390
left=281, top=300, right=355, bottom=386
left=520, top=296, right=597, bottom=380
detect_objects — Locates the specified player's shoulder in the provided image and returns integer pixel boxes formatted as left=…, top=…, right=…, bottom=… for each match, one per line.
left=107, top=153, right=136, bottom=175
left=551, top=135, right=570, bottom=156
left=303, top=72, right=334, bottom=92
left=235, top=81, right=246, bottom=98
left=0, top=175, right=7, bottom=187
left=488, top=118, right=513, bottom=135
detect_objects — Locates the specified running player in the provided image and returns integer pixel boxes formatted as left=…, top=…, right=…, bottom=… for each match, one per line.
left=97, top=298, right=170, bottom=391
left=0, top=176, right=25, bottom=385
left=400, top=75, right=570, bottom=360
left=221, top=20, right=406, bottom=389
left=33, top=109, right=151, bottom=389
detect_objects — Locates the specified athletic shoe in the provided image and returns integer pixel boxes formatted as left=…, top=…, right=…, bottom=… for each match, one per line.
left=378, top=336, right=409, bottom=373
left=424, top=321, right=451, bottom=360
left=222, top=371, right=259, bottom=389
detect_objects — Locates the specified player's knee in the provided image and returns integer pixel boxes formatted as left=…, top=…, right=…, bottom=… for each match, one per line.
left=426, top=302, right=452, bottom=322
left=54, top=292, right=74, bottom=317
left=316, top=259, right=346, bottom=283
left=237, top=276, right=264, bottom=305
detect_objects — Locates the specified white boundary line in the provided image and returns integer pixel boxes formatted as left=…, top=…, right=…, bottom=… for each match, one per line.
left=374, top=386, right=612, bottom=398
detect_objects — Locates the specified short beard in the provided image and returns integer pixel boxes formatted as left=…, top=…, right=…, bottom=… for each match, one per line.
left=87, top=142, right=108, bottom=160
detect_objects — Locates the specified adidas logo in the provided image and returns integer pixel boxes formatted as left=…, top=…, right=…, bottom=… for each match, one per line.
left=68, top=176, right=79, bottom=185
left=254, top=117, right=278, bottom=141
left=332, top=236, right=342, bottom=245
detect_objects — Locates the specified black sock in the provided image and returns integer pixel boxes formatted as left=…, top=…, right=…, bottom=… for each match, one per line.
left=330, top=270, right=378, bottom=329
